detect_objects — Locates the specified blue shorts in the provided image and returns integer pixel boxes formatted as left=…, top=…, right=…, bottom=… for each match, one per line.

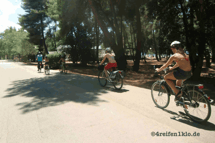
left=173, top=68, right=191, bottom=80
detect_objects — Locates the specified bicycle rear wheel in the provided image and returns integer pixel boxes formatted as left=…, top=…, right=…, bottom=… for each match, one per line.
left=184, top=90, right=211, bottom=123
left=112, top=72, right=123, bottom=90
left=151, top=81, right=170, bottom=109
left=64, top=65, right=67, bottom=74
left=98, top=71, right=107, bottom=87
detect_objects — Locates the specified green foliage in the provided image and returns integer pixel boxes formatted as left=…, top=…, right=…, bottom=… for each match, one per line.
left=19, top=0, right=50, bottom=54
left=0, top=27, right=37, bottom=58
left=47, top=52, right=62, bottom=68
left=11, top=0, right=214, bottom=74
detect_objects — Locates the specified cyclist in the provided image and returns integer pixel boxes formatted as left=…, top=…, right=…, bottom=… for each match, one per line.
left=43, top=55, right=49, bottom=73
left=36, top=51, right=43, bottom=71
left=99, top=48, right=117, bottom=81
left=155, top=41, right=192, bottom=101
left=58, top=54, right=65, bottom=73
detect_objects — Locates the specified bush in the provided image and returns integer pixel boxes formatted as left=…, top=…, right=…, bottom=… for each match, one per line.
left=21, top=56, right=28, bottom=62
left=47, top=52, right=62, bottom=69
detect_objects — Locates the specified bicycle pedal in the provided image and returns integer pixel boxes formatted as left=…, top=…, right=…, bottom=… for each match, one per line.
left=176, top=101, right=184, bottom=106
left=184, top=104, right=188, bottom=109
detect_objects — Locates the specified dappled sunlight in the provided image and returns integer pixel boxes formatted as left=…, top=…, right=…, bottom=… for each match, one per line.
left=3, top=73, right=110, bottom=114
left=23, top=60, right=215, bottom=105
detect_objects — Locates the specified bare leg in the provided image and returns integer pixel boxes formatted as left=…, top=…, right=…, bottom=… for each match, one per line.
left=176, top=80, right=182, bottom=87
left=164, top=72, right=180, bottom=95
left=104, top=69, right=108, bottom=78
left=176, top=79, right=186, bottom=87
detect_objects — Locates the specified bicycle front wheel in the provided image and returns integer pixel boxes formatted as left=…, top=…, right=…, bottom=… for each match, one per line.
left=98, top=71, right=107, bottom=87
left=151, top=81, right=170, bottom=109
left=184, top=90, right=211, bottom=123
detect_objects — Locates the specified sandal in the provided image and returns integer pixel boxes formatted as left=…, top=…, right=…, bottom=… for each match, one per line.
left=175, top=90, right=183, bottom=101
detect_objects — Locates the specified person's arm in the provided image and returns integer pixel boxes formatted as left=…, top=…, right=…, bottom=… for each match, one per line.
left=169, top=62, right=179, bottom=70
left=100, top=55, right=107, bottom=65
left=156, top=55, right=175, bottom=72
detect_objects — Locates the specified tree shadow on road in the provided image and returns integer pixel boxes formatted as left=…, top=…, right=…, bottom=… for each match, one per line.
left=161, top=108, right=215, bottom=131
left=3, top=72, right=128, bottom=114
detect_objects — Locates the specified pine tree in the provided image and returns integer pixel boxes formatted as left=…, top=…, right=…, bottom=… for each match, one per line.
left=19, top=0, right=50, bottom=54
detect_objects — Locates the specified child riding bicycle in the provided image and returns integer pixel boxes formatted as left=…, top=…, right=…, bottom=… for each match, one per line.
left=99, top=48, right=117, bottom=81
left=58, top=54, right=66, bottom=73
left=43, top=55, right=49, bottom=72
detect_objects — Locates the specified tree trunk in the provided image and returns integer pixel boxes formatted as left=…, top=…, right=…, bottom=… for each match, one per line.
left=205, top=50, right=211, bottom=68
left=179, top=0, right=197, bottom=77
left=96, top=20, right=99, bottom=64
left=129, top=23, right=134, bottom=61
left=192, top=1, right=206, bottom=79
left=211, top=42, right=215, bottom=63
left=152, top=29, right=159, bottom=61
left=88, top=0, right=126, bottom=70
left=133, top=5, right=142, bottom=72
left=41, top=13, right=48, bottom=54
left=54, top=20, right=57, bottom=50
left=93, top=19, right=96, bottom=64
left=132, top=23, right=136, bottom=61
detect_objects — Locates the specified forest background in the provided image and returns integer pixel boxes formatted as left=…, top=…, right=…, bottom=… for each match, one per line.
left=0, top=0, right=215, bottom=79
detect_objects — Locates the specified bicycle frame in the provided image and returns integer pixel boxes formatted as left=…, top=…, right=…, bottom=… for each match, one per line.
left=153, top=67, right=213, bottom=123
left=158, top=77, right=213, bottom=106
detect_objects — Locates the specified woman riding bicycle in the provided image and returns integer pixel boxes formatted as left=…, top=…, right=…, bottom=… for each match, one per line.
left=155, top=41, right=192, bottom=101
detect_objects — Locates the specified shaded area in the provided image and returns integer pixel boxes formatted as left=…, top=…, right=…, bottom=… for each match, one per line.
left=161, top=109, right=215, bottom=131
left=3, top=72, right=119, bottom=114
left=22, top=59, right=215, bottom=104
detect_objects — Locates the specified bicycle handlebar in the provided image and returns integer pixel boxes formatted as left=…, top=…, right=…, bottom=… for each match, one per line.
left=154, top=65, right=169, bottom=73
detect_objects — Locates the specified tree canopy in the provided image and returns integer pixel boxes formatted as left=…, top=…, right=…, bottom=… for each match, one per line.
left=1, top=0, right=214, bottom=78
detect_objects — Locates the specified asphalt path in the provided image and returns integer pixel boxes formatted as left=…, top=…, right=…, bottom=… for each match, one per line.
left=0, top=60, right=214, bottom=143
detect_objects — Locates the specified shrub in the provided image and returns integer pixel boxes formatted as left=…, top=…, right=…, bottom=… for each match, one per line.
left=47, top=52, right=61, bottom=69
left=21, top=56, right=28, bottom=62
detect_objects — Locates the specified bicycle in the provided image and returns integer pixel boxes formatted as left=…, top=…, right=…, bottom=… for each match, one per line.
left=44, top=64, right=50, bottom=75
left=38, top=62, right=43, bottom=73
left=60, top=62, right=67, bottom=74
left=98, top=63, right=124, bottom=90
left=151, top=66, right=213, bottom=123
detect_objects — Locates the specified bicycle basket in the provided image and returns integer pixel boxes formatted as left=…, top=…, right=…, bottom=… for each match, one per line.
left=98, top=65, right=104, bottom=71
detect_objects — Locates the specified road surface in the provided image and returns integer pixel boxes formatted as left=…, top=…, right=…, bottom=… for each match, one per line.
left=0, top=60, right=214, bottom=143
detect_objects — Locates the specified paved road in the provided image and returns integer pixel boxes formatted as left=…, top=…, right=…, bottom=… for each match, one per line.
left=0, top=60, right=214, bottom=143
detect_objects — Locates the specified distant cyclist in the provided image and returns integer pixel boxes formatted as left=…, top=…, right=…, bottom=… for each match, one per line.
left=43, top=55, right=49, bottom=69
left=155, top=41, right=192, bottom=101
left=36, top=51, right=43, bottom=71
left=99, top=48, right=117, bottom=81
left=58, top=54, right=66, bottom=73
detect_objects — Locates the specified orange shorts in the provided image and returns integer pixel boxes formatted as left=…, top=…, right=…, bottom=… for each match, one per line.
left=105, top=63, right=117, bottom=70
